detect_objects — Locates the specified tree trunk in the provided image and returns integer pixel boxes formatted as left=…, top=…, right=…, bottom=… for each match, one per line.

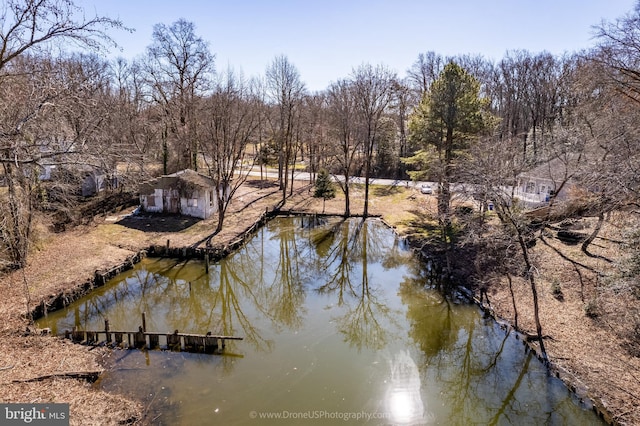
left=344, top=177, right=351, bottom=217
left=162, top=126, right=168, bottom=175
left=289, top=146, right=296, bottom=197
left=507, top=273, right=518, bottom=330
left=581, top=211, right=605, bottom=256
left=278, top=130, right=285, bottom=190
left=3, top=163, right=31, bottom=269
left=363, top=150, right=371, bottom=217
left=215, top=201, right=225, bottom=234
left=440, top=127, right=454, bottom=278
left=517, top=233, right=547, bottom=361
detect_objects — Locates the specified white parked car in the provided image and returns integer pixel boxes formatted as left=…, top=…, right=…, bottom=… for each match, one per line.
left=420, top=183, right=433, bottom=194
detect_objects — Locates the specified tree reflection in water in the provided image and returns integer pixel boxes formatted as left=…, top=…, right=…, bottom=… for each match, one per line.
left=397, top=277, right=584, bottom=425
left=314, top=219, right=402, bottom=351
left=48, top=218, right=406, bottom=353
left=38, top=218, right=602, bottom=426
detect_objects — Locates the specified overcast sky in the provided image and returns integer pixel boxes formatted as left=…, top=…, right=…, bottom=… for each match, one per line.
left=78, top=0, right=638, bottom=91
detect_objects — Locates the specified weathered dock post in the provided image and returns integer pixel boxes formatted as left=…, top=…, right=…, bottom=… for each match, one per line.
left=167, top=330, right=181, bottom=351
left=71, top=327, right=81, bottom=343
left=148, top=333, right=159, bottom=349
left=137, top=312, right=148, bottom=349
left=134, top=326, right=146, bottom=349
left=105, top=319, right=111, bottom=344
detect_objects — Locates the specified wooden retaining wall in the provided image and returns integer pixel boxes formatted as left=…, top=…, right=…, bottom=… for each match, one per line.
left=378, top=217, right=617, bottom=426
left=66, top=328, right=242, bottom=354
left=32, top=250, right=147, bottom=321
left=31, top=208, right=280, bottom=322
left=148, top=207, right=277, bottom=261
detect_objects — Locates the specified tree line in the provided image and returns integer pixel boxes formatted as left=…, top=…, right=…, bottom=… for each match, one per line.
left=1, top=0, right=640, bottom=313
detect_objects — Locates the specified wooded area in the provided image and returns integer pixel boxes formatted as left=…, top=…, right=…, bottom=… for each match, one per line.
left=1, top=1, right=640, bottom=423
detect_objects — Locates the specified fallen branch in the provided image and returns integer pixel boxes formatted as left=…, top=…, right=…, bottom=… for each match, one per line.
left=523, top=332, right=555, bottom=342
left=540, top=236, right=599, bottom=273
left=12, top=371, right=101, bottom=383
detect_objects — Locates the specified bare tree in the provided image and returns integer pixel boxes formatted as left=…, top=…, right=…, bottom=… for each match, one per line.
left=58, top=54, right=115, bottom=171
left=201, top=69, right=262, bottom=233
left=567, top=53, right=640, bottom=255
left=590, top=5, right=640, bottom=203
left=462, top=135, right=550, bottom=360
left=326, top=79, right=360, bottom=217
left=107, top=57, right=159, bottom=179
left=489, top=50, right=565, bottom=161
left=265, top=55, right=305, bottom=203
left=407, top=51, right=445, bottom=95
left=144, top=18, right=214, bottom=173
left=352, top=63, right=395, bottom=217
left=0, top=0, right=126, bottom=72
left=0, top=1, right=125, bottom=269
left=594, top=2, right=640, bottom=105
left=300, top=92, right=328, bottom=186
left=0, top=1, right=126, bottom=323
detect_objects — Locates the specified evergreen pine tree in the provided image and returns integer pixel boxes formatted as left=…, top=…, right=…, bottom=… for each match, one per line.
left=314, top=169, right=336, bottom=213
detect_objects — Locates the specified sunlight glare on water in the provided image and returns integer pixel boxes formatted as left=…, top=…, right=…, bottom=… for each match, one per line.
left=38, top=217, right=604, bottom=425
left=386, top=351, right=428, bottom=425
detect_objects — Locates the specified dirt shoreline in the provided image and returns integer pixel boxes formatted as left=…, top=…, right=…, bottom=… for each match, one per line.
left=1, top=180, right=638, bottom=425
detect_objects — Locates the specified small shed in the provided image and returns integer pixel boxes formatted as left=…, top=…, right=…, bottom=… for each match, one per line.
left=139, top=169, right=217, bottom=219
left=81, top=169, right=107, bottom=197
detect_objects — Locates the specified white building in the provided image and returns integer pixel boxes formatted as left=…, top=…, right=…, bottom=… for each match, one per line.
left=514, top=158, right=577, bottom=208
left=139, top=169, right=218, bottom=219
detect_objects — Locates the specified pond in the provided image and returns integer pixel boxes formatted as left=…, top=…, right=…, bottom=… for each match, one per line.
left=38, top=217, right=603, bottom=425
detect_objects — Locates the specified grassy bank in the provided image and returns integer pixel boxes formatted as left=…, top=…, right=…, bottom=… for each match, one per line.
left=0, top=179, right=637, bottom=425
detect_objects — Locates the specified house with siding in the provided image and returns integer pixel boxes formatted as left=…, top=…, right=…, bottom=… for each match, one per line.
left=139, top=169, right=217, bottom=219
left=514, top=157, right=578, bottom=208
left=81, top=168, right=109, bottom=197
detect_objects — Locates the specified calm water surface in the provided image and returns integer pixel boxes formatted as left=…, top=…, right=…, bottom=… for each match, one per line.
left=39, top=217, right=603, bottom=425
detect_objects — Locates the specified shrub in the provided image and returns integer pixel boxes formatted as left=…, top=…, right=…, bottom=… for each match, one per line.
left=551, top=279, right=564, bottom=301
left=584, top=299, right=599, bottom=318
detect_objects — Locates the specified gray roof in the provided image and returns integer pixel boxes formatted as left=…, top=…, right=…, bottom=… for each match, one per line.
left=139, top=169, right=215, bottom=195
left=519, top=156, right=580, bottom=183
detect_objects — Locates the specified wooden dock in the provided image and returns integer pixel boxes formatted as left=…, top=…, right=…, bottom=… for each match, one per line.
left=64, top=313, right=242, bottom=354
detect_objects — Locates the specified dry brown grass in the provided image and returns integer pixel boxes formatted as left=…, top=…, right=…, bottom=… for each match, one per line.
left=0, top=336, right=139, bottom=425
left=0, top=178, right=434, bottom=425
left=1, top=179, right=638, bottom=425
left=486, top=216, right=640, bottom=426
